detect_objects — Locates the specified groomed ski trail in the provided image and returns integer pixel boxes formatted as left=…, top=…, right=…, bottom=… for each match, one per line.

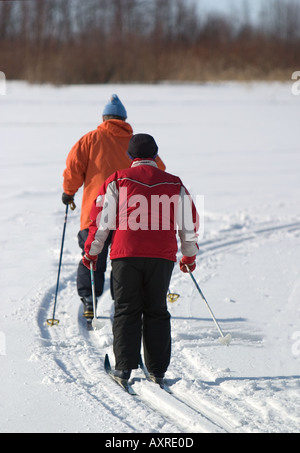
left=29, top=218, right=300, bottom=433
left=36, top=292, right=227, bottom=433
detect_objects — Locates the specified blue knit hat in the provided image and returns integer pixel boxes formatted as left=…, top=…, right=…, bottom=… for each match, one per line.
left=102, top=94, right=127, bottom=119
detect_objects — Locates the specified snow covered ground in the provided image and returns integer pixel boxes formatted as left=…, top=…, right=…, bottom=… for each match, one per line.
left=0, top=81, right=300, bottom=434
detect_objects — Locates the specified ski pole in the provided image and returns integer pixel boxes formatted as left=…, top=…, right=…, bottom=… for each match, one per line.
left=90, top=264, right=105, bottom=331
left=186, top=266, right=231, bottom=346
left=47, top=204, right=70, bottom=326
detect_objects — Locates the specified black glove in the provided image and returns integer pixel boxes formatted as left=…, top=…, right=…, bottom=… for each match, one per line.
left=62, top=192, right=75, bottom=209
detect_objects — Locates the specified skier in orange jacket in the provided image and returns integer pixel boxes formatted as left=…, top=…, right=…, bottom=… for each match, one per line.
left=62, top=94, right=166, bottom=318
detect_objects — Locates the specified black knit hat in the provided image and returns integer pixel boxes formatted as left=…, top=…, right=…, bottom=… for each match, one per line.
left=127, top=134, right=158, bottom=160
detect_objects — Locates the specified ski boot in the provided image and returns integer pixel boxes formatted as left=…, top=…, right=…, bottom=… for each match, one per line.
left=81, top=296, right=94, bottom=320
left=149, top=372, right=165, bottom=385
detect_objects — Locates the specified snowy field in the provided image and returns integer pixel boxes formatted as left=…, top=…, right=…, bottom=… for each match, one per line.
left=0, top=81, right=300, bottom=434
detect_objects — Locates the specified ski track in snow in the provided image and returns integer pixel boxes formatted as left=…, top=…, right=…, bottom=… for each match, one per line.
left=23, top=216, right=300, bottom=434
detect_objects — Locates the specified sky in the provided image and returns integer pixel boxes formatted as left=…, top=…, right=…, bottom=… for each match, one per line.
left=194, top=0, right=300, bottom=24
left=197, top=0, right=264, bottom=20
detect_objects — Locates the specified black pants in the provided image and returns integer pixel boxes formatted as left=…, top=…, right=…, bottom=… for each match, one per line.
left=77, top=229, right=113, bottom=298
left=112, top=257, right=174, bottom=374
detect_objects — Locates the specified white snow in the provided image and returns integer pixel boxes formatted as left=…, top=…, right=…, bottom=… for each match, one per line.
left=1, top=81, right=300, bottom=433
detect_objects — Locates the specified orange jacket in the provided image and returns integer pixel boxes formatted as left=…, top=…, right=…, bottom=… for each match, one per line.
left=63, top=120, right=166, bottom=230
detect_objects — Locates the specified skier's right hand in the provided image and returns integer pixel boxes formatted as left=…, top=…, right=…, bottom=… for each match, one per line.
left=180, top=255, right=196, bottom=273
left=83, top=253, right=98, bottom=271
left=62, top=192, right=76, bottom=210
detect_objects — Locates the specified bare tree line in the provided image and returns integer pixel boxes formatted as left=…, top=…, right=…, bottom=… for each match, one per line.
left=0, top=0, right=299, bottom=84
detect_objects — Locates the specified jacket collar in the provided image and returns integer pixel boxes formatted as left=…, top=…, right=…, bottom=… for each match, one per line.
left=98, top=119, right=133, bottom=137
left=131, top=158, right=158, bottom=168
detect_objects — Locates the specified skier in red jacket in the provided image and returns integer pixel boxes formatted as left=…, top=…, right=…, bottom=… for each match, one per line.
left=84, top=134, right=199, bottom=383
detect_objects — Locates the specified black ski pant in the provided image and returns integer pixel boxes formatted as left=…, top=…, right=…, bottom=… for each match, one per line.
left=111, top=257, right=174, bottom=375
left=77, top=229, right=113, bottom=299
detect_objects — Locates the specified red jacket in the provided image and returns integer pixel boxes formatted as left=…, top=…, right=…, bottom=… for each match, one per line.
left=85, top=159, right=199, bottom=262
left=63, top=120, right=166, bottom=230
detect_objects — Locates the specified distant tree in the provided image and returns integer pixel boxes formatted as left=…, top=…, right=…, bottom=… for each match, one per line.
left=0, top=0, right=299, bottom=83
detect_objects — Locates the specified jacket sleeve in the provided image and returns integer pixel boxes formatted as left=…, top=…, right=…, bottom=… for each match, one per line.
left=84, top=175, right=119, bottom=257
left=177, top=185, right=199, bottom=257
left=63, top=135, right=90, bottom=195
